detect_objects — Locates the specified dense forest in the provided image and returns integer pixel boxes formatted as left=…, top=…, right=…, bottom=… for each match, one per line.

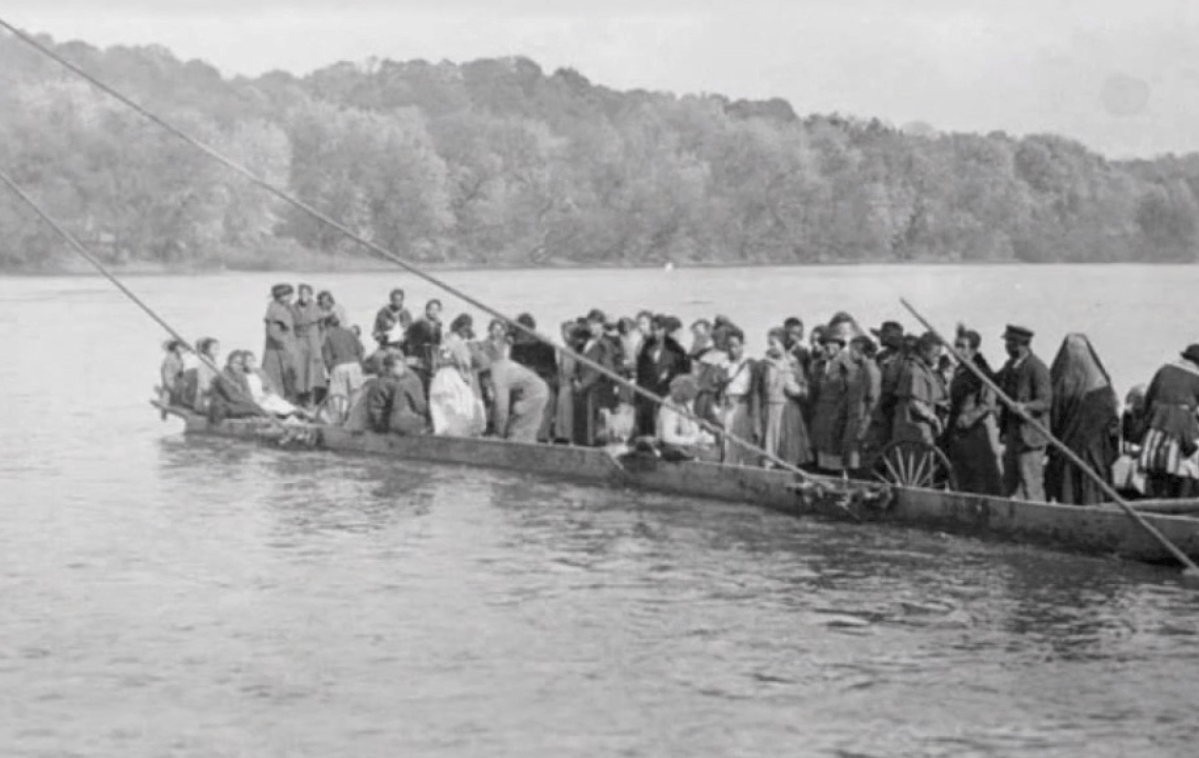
left=1, top=30, right=1198, bottom=271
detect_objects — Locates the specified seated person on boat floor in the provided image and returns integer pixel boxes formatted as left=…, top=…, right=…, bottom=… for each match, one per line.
left=367, top=353, right=429, bottom=436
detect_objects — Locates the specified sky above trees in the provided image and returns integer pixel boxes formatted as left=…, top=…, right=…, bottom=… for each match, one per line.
left=6, top=0, right=1199, bottom=158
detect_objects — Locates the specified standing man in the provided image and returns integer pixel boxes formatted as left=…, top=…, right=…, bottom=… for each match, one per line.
left=996, top=324, right=1052, bottom=501
left=373, top=288, right=413, bottom=349
left=573, top=309, right=619, bottom=446
left=634, top=315, right=690, bottom=436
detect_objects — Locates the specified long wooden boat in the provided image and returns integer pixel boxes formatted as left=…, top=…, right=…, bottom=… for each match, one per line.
left=156, top=404, right=1199, bottom=566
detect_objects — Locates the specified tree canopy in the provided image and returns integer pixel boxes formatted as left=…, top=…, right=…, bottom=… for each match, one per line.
left=1, top=31, right=1197, bottom=271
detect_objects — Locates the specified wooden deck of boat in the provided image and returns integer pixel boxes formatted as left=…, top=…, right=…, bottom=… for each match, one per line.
left=163, top=407, right=1199, bottom=565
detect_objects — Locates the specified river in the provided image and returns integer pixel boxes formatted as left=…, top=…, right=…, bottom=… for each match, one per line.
left=2, top=265, right=1198, bottom=757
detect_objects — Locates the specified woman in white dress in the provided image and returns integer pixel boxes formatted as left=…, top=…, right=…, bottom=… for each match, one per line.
left=241, top=351, right=307, bottom=418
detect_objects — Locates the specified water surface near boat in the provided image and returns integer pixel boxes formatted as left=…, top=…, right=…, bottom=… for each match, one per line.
left=3, top=266, right=1199, bottom=757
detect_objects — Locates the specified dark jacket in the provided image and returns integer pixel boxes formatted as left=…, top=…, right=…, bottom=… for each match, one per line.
left=323, top=326, right=364, bottom=369
left=1143, top=362, right=1199, bottom=448
left=207, top=368, right=261, bottom=423
left=372, top=305, right=413, bottom=347
left=997, top=351, right=1053, bottom=449
left=510, top=335, right=559, bottom=390
left=635, top=336, right=690, bottom=398
left=367, top=372, right=428, bottom=435
left=403, top=318, right=442, bottom=369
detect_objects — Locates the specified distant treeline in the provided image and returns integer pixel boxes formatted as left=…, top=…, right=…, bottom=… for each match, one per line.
left=1, top=31, right=1198, bottom=271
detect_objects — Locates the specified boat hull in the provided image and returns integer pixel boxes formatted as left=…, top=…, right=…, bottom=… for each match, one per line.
left=172, top=411, right=1199, bottom=565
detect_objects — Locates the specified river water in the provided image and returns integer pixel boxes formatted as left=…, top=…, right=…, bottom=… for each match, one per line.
left=2, top=265, right=1199, bottom=757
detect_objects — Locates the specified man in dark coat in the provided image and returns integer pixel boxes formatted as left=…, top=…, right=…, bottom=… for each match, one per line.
left=573, top=309, right=620, bottom=446
left=403, top=298, right=443, bottom=392
left=995, top=324, right=1053, bottom=501
left=634, top=314, right=690, bottom=436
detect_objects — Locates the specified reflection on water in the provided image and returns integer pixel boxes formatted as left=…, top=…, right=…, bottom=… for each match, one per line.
left=4, top=269, right=1199, bottom=757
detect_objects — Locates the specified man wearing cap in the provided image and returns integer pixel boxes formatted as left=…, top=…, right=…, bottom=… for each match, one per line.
left=996, top=324, right=1053, bottom=501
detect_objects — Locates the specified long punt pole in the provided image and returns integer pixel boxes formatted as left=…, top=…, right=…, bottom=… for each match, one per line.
left=0, top=19, right=881, bottom=519
left=900, top=298, right=1199, bottom=578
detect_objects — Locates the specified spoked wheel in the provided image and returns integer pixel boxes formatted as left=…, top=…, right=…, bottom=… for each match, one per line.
left=872, top=440, right=958, bottom=491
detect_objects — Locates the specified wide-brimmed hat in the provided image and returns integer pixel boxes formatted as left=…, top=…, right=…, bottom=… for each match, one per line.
left=1182, top=344, right=1199, bottom=365
left=1002, top=324, right=1034, bottom=344
left=870, top=321, right=904, bottom=339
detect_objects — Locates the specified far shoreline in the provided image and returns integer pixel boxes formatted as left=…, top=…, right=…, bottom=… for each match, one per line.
left=2, top=258, right=1195, bottom=278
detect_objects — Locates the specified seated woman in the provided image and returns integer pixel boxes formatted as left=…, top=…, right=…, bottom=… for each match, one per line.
left=241, top=351, right=310, bottom=420
left=367, top=353, right=429, bottom=436
left=656, top=375, right=718, bottom=461
left=208, top=351, right=266, bottom=424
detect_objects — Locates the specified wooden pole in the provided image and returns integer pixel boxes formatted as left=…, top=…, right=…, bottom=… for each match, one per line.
left=900, top=298, right=1199, bottom=579
left=0, top=19, right=877, bottom=520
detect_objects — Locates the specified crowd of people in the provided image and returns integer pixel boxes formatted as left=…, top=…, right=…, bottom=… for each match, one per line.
left=156, top=283, right=1199, bottom=505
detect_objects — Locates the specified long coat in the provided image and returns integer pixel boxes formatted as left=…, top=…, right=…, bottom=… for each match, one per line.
left=634, top=337, right=690, bottom=436
left=811, top=351, right=873, bottom=469
left=262, top=301, right=297, bottom=400
left=573, top=337, right=619, bottom=446
left=291, top=300, right=328, bottom=395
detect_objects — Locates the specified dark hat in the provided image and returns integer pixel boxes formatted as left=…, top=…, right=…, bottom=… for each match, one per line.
left=1181, top=344, right=1199, bottom=365
left=585, top=308, right=607, bottom=324
left=516, top=312, right=536, bottom=330
left=270, top=283, right=294, bottom=299
left=662, top=316, right=684, bottom=333
left=1002, top=324, right=1034, bottom=343
left=870, top=321, right=904, bottom=339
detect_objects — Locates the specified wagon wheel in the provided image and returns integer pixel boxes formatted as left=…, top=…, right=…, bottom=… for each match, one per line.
left=872, top=439, right=958, bottom=491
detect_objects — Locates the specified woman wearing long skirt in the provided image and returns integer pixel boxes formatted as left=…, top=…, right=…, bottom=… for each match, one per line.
left=945, top=328, right=1004, bottom=496
left=262, top=284, right=297, bottom=401
left=291, top=284, right=327, bottom=408
left=755, top=328, right=812, bottom=467
left=1139, top=351, right=1199, bottom=497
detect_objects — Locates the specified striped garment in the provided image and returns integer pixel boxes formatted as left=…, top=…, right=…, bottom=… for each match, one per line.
left=1139, top=427, right=1199, bottom=479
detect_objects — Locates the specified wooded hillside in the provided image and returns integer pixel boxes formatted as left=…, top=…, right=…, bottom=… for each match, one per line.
left=2, top=30, right=1198, bottom=271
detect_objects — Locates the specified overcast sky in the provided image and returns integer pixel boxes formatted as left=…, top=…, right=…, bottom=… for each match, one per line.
left=6, top=1, right=1199, bottom=157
